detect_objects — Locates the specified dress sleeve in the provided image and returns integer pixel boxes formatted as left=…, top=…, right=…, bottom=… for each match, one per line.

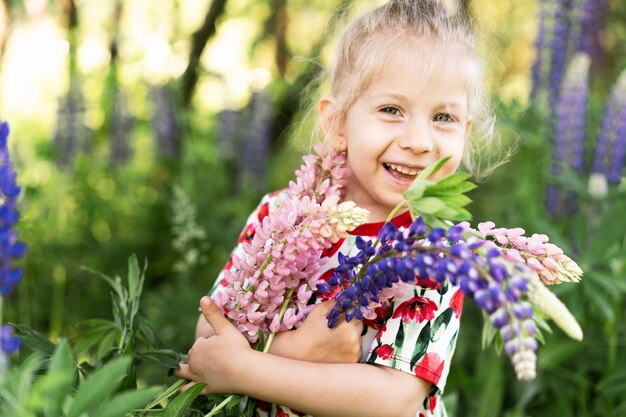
left=363, top=280, right=464, bottom=394
left=209, top=191, right=280, bottom=300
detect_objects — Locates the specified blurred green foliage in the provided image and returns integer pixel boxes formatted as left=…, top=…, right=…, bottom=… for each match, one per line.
left=0, top=0, right=625, bottom=416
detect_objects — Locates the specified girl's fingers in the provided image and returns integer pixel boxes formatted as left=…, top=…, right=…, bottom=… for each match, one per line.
left=180, top=380, right=196, bottom=393
left=175, top=362, right=192, bottom=381
left=200, top=296, right=231, bottom=335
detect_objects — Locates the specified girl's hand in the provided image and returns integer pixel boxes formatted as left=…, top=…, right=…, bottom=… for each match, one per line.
left=176, top=296, right=251, bottom=394
left=271, top=301, right=363, bottom=363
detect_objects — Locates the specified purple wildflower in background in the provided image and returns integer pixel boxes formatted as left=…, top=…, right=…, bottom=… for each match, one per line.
left=529, top=1, right=550, bottom=102
left=0, top=122, right=27, bottom=359
left=241, top=90, right=272, bottom=193
left=216, top=108, right=242, bottom=160
left=577, top=0, right=607, bottom=63
left=150, top=85, right=181, bottom=159
left=0, top=325, right=20, bottom=354
left=592, top=69, right=626, bottom=184
left=109, top=91, right=134, bottom=165
left=546, top=53, right=590, bottom=216
left=547, top=0, right=573, bottom=109
left=53, top=87, right=90, bottom=166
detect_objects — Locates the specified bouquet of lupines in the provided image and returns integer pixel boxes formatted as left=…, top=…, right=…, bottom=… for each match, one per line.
left=202, top=149, right=582, bottom=416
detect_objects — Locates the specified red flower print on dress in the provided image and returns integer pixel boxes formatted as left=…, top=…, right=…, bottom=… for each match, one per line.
left=392, top=296, right=438, bottom=323
left=415, top=275, right=440, bottom=290
left=321, top=238, right=345, bottom=258
left=450, top=288, right=464, bottom=318
left=363, top=302, right=392, bottom=330
left=238, top=223, right=257, bottom=243
left=276, top=407, right=300, bottom=417
left=377, top=343, right=394, bottom=360
left=317, top=269, right=342, bottom=301
left=415, top=352, right=445, bottom=386
left=257, top=202, right=270, bottom=221
left=428, top=395, right=438, bottom=413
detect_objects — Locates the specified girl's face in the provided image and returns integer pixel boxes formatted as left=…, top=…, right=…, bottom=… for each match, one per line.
left=321, top=46, right=473, bottom=222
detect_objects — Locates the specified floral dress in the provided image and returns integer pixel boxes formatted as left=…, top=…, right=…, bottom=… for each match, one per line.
left=210, top=192, right=463, bottom=417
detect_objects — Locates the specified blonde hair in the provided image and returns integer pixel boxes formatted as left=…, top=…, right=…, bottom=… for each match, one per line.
left=310, top=0, right=504, bottom=179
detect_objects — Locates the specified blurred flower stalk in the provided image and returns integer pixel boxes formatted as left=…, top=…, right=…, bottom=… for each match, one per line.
left=0, top=122, right=27, bottom=374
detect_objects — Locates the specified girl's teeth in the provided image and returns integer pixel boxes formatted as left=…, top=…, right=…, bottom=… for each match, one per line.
left=387, top=163, right=418, bottom=176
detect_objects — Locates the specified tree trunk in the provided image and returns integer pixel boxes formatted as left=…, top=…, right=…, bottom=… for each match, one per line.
left=180, top=0, right=228, bottom=107
left=273, top=0, right=288, bottom=77
left=0, top=0, right=10, bottom=69
left=271, top=0, right=353, bottom=147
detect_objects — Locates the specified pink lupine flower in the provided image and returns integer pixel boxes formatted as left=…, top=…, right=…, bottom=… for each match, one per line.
left=215, top=147, right=368, bottom=342
left=469, top=222, right=583, bottom=286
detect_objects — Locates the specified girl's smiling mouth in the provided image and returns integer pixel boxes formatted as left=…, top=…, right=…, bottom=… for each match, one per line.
left=383, top=163, right=421, bottom=182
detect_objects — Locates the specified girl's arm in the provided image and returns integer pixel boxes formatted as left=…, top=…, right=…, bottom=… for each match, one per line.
left=177, top=297, right=429, bottom=417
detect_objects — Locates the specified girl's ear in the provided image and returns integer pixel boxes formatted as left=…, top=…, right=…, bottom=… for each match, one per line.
left=318, top=97, right=347, bottom=152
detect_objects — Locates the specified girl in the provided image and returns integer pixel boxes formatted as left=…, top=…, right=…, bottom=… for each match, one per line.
left=176, top=0, right=495, bottom=416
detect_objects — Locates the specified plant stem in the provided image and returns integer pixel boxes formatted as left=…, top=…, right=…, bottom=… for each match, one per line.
left=205, top=288, right=295, bottom=417
left=143, top=379, right=187, bottom=410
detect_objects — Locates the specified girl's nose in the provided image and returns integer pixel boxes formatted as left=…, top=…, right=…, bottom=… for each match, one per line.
left=397, top=121, right=434, bottom=153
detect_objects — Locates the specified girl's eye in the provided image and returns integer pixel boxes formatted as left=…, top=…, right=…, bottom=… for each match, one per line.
left=380, top=106, right=401, bottom=116
left=434, top=113, right=454, bottom=122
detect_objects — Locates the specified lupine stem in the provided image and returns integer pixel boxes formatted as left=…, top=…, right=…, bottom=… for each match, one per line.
left=205, top=288, right=295, bottom=417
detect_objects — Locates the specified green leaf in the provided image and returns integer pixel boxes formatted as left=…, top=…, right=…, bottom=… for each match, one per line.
left=42, top=339, right=76, bottom=417
left=415, top=156, right=450, bottom=180
left=430, top=308, right=452, bottom=342
left=66, top=356, right=132, bottom=417
left=127, top=254, right=140, bottom=300
left=476, top=351, right=504, bottom=417
left=403, top=158, right=476, bottom=228
left=480, top=314, right=498, bottom=349
left=91, top=387, right=161, bottom=417
left=410, top=322, right=431, bottom=369
left=409, top=197, right=448, bottom=215
left=256, top=328, right=266, bottom=352
left=152, top=382, right=208, bottom=417
left=585, top=207, right=626, bottom=264
left=96, top=330, right=119, bottom=360
left=137, top=349, right=182, bottom=369
left=25, top=370, right=73, bottom=415
left=428, top=171, right=471, bottom=188
left=12, top=323, right=57, bottom=357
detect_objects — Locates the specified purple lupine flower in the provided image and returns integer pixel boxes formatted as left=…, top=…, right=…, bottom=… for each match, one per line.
left=0, top=122, right=27, bottom=360
left=216, top=108, right=242, bottom=160
left=592, top=69, right=626, bottom=184
left=0, top=325, right=20, bottom=354
left=53, top=87, right=90, bottom=166
left=530, top=1, right=550, bottom=102
left=546, top=53, right=590, bottom=216
left=320, top=217, right=540, bottom=379
left=577, top=0, right=607, bottom=63
left=109, top=91, right=134, bottom=165
left=240, top=90, right=272, bottom=193
left=150, top=85, right=180, bottom=158
left=548, top=0, right=573, bottom=109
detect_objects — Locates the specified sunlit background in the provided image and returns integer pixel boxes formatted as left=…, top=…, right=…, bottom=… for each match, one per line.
left=0, top=0, right=625, bottom=415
